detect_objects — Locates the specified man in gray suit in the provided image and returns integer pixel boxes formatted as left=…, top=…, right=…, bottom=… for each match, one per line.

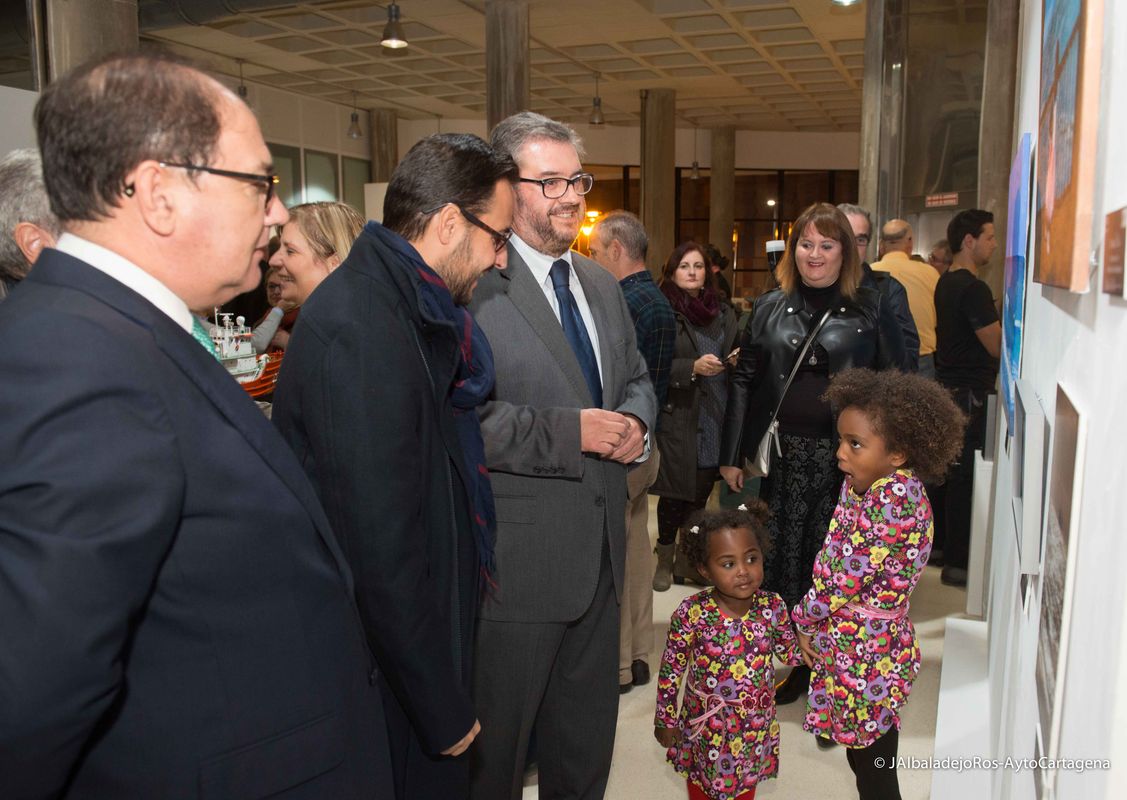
left=468, top=112, right=657, bottom=800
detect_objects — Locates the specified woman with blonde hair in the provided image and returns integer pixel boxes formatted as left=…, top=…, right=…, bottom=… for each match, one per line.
left=718, top=202, right=905, bottom=712
left=270, top=201, right=365, bottom=308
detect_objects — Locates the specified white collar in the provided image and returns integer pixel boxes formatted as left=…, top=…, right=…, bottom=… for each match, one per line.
left=55, top=233, right=194, bottom=333
left=511, top=233, right=574, bottom=287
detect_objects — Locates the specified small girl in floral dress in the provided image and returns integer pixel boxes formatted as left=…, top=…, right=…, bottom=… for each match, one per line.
left=792, top=369, right=966, bottom=799
left=654, top=501, right=804, bottom=800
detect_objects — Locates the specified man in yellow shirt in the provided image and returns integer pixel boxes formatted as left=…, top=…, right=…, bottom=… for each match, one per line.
left=871, top=219, right=939, bottom=377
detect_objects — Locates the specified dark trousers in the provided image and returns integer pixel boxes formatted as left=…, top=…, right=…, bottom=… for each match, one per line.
left=655, top=469, right=718, bottom=545
left=931, top=387, right=990, bottom=570
left=469, top=547, right=619, bottom=800
left=845, top=728, right=901, bottom=800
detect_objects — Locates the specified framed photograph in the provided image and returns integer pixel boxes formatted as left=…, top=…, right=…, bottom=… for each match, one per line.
left=1035, top=384, right=1087, bottom=764
left=1002, top=133, right=1033, bottom=433
left=1034, top=0, right=1103, bottom=292
left=1011, top=379, right=1048, bottom=574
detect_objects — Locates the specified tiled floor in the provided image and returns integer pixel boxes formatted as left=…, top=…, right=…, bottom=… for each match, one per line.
left=524, top=499, right=969, bottom=800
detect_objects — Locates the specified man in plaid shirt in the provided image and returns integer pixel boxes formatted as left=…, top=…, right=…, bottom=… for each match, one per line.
left=588, top=210, right=675, bottom=694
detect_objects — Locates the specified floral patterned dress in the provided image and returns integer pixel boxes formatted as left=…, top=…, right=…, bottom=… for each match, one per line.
left=790, top=468, right=932, bottom=749
left=655, top=589, right=802, bottom=799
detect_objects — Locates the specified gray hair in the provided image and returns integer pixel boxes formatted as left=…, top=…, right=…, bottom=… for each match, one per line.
left=593, top=210, right=648, bottom=262
left=0, top=148, right=61, bottom=283
left=490, top=111, right=586, bottom=166
left=836, top=203, right=872, bottom=231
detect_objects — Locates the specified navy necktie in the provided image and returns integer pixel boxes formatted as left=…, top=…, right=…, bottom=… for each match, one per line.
left=549, top=259, right=602, bottom=408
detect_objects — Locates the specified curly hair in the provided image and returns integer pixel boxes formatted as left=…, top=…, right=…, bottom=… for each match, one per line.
left=679, top=499, right=773, bottom=571
left=823, top=368, right=968, bottom=483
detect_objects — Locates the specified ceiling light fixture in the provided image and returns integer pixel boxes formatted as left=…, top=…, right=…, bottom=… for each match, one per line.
left=588, top=74, right=605, bottom=126
left=381, top=2, right=408, bottom=49
left=347, top=92, right=363, bottom=139
left=690, top=126, right=701, bottom=181
left=831, top=0, right=862, bottom=6
left=235, top=58, right=248, bottom=102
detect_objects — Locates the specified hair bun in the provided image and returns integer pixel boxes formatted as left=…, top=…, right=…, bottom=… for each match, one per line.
left=738, top=497, right=770, bottom=526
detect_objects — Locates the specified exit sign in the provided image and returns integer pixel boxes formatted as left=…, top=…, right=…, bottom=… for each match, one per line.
left=925, top=192, right=960, bottom=208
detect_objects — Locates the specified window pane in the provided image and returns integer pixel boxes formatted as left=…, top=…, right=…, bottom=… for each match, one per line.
left=733, top=220, right=782, bottom=301
left=304, top=149, right=339, bottom=202
left=832, top=171, right=860, bottom=204
left=0, top=4, right=34, bottom=90
left=781, top=170, right=831, bottom=218
left=584, top=164, right=626, bottom=218
left=268, top=143, right=302, bottom=210
left=342, top=157, right=371, bottom=216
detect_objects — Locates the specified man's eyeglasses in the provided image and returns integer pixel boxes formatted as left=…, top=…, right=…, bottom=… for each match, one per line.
left=517, top=173, right=594, bottom=199
left=159, top=162, right=280, bottom=208
left=424, top=202, right=512, bottom=253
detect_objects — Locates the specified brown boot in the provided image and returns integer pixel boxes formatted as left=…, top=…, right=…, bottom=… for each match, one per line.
left=652, top=543, right=675, bottom=592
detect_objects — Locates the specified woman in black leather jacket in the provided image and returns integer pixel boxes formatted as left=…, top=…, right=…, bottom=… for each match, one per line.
left=718, top=202, right=905, bottom=708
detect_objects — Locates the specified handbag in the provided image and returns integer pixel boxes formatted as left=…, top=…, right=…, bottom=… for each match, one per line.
left=745, top=307, right=832, bottom=478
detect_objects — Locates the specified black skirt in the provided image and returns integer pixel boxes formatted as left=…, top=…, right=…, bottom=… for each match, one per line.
left=758, top=432, right=841, bottom=609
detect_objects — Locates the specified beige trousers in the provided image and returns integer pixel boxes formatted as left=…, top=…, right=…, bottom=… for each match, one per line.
left=619, top=448, right=660, bottom=683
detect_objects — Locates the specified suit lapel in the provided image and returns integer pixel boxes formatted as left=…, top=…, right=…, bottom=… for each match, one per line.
left=33, top=252, right=352, bottom=586
left=502, top=248, right=597, bottom=407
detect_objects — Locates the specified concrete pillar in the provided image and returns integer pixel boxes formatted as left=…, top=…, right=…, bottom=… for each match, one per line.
left=640, top=88, right=676, bottom=277
left=45, top=0, right=138, bottom=80
left=485, top=0, right=529, bottom=132
left=976, top=0, right=1020, bottom=296
left=708, top=126, right=736, bottom=276
left=858, top=0, right=885, bottom=220
left=369, top=109, right=398, bottom=183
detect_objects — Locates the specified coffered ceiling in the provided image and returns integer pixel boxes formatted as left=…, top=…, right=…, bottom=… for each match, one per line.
left=140, top=0, right=884, bottom=132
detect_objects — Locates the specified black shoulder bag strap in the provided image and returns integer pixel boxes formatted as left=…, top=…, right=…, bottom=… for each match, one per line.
left=764, top=307, right=833, bottom=426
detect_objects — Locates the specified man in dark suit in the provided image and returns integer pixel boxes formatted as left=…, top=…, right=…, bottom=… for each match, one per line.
left=468, top=112, right=657, bottom=800
left=272, top=133, right=516, bottom=799
left=0, top=53, right=391, bottom=799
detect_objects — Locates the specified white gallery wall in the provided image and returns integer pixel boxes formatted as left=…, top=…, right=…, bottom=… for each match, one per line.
left=0, top=86, right=39, bottom=154
left=983, top=1, right=1127, bottom=798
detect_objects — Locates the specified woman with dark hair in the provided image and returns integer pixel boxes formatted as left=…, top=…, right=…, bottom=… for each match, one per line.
left=650, top=242, right=739, bottom=591
left=718, top=202, right=905, bottom=710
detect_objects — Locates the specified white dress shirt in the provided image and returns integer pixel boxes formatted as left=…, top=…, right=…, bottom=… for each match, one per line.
left=55, top=233, right=194, bottom=334
left=511, top=233, right=603, bottom=378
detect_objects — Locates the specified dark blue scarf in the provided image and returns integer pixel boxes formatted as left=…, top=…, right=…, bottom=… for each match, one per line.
left=367, top=222, right=497, bottom=583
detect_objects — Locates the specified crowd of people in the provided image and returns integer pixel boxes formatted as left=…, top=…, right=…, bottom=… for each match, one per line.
left=0, top=50, right=1003, bottom=800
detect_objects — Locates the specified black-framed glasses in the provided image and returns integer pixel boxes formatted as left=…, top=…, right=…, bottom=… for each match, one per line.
left=424, top=202, right=512, bottom=253
left=517, top=172, right=594, bottom=199
left=160, top=161, right=280, bottom=208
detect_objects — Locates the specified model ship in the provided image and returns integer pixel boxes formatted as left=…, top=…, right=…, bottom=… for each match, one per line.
left=211, top=311, right=267, bottom=383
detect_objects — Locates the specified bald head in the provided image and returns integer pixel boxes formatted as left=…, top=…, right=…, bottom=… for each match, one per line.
left=879, top=219, right=914, bottom=255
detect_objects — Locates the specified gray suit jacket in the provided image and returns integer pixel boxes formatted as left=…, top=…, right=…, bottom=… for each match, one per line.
left=469, top=246, right=657, bottom=623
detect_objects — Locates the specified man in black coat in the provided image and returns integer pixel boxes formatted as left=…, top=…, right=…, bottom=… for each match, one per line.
left=272, top=134, right=516, bottom=799
left=838, top=203, right=920, bottom=371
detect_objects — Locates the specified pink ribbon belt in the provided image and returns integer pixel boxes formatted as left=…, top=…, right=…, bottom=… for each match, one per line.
left=842, top=600, right=909, bottom=621
left=685, top=679, right=769, bottom=741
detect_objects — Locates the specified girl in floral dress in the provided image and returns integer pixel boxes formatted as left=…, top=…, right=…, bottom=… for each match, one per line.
left=792, top=369, right=966, bottom=799
left=654, top=502, right=805, bottom=800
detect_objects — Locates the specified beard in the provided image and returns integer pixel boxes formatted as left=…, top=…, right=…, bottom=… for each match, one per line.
left=517, top=201, right=581, bottom=257
left=434, top=231, right=481, bottom=305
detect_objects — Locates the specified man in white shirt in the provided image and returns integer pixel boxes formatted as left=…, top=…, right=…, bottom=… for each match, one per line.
left=468, top=112, right=657, bottom=800
left=0, top=52, right=391, bottom=798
